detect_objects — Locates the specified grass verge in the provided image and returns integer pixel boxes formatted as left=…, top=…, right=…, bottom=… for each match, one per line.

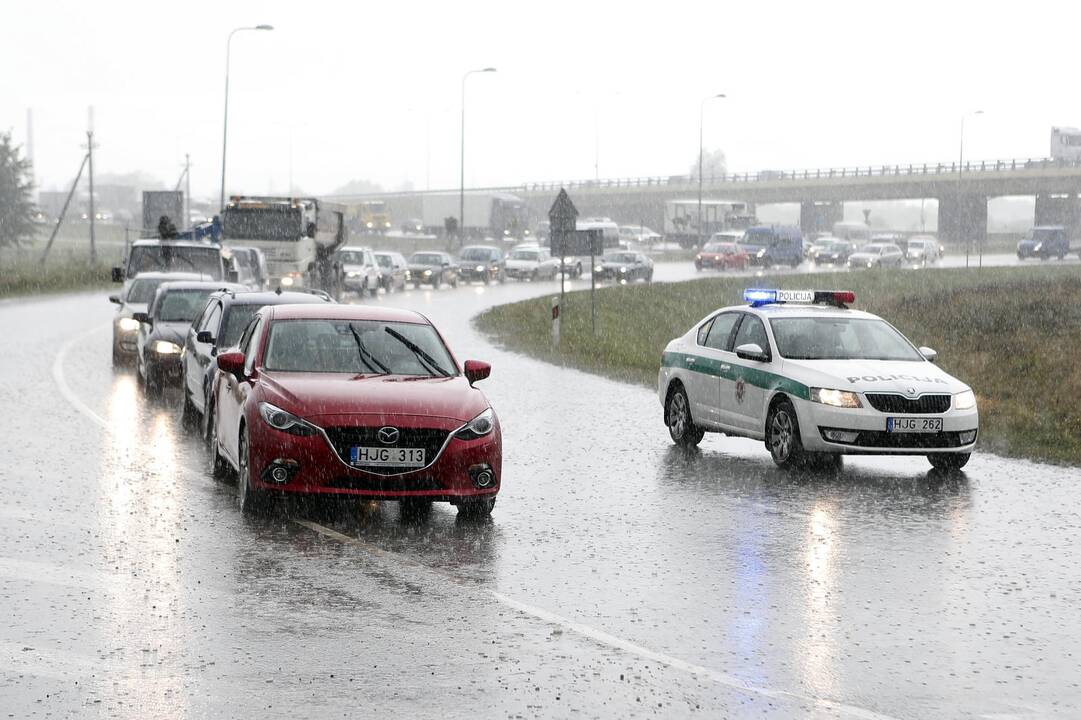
left=476, top=266, right=1081, bottom=464
left=0, top=258, right=114, bottom=298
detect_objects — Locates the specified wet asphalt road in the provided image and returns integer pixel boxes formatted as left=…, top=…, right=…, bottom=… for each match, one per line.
left=2, top=258, right=1080, bottom=719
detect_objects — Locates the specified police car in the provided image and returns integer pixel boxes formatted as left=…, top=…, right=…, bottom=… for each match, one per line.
left=657, top=289, right=979, bottom=471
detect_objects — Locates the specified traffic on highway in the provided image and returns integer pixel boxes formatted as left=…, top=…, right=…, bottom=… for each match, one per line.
left=7, top=3, right=1081, bottom=719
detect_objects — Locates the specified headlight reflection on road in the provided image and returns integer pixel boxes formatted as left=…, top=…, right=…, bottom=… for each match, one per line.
left=98, top=376, right=187, bottom=717
left=800, top=501, right=839, bottom=697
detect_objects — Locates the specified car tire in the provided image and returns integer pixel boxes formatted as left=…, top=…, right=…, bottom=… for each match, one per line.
left=766, top=398, right=808, bottom=470
left=434, top=274, right=442, bottom=288
left=928, top=453, right=970, bottom=471
left=399, top=497, right=433, bottom=521
left=451, top=276, right=458, bottom=288
left=665, top=384, right=704, bottom=447
left=237, top=428, right=269, bottom=516
left=207, top=407, right=230, bottom=480
left=498, top=271, right=506, bottom=284
left=457, top=496, right=495, bottom=518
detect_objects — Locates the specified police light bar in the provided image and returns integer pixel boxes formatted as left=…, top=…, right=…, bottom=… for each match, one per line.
left=744, top=289, right=855, bottom=308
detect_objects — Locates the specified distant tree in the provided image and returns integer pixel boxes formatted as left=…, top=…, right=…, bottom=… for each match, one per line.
left=330, top=178, right=384, bottom=196
left=689, top=149, right=727, bottom=180
left=0, top=132, right=36, bottom=248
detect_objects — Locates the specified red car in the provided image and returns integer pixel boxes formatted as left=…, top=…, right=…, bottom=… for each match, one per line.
left=207, top=304, right=501, bottom=517
left=694, top=241, right=749, bottom=271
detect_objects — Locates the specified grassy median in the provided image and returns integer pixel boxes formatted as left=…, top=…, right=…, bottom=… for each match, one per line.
left=476, top=266, right=1081, bottom=464
left=0, top=257, right=114, bottom=298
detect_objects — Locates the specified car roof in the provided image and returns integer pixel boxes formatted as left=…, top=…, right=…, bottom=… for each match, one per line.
left=339, top=245, right=374, bottom=252
left=129, top=271, right=205, bottom=281
left=214, top=290, right=332, bottom=306
left=131, top=239, right=221, bottom=249
left=157, top=280, right=244, bottom=292
left=266, top=304, right=431, bottom=324
left=461, top=244, right=500, bottom=250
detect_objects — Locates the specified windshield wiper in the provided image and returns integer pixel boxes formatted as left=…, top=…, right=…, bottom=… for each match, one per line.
left=384, top=327, right=450, bottom=377
left=347, top=325, right=390, bottom=375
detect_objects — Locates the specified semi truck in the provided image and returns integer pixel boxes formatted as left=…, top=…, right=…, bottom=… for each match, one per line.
left=220, top=196, right=346, bottom=297
left=420, top=191, right=530, bottom=240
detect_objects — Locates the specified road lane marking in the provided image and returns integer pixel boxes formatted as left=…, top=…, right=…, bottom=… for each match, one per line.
left=52, top=324, right=110, bottom=429
left=295, top=517, right=900, bottom=720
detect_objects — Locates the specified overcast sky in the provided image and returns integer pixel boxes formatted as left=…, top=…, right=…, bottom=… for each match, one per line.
left=2, top=0, right=1078, bottom=200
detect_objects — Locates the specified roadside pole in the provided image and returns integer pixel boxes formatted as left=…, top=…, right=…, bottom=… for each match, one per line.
left=39, top=152, right=90, bottom=263
left=590, top=242, right=596, bottom=335
left=86, top=129, right=97, bottom=265
left=551, top=296, right=560, bottom=348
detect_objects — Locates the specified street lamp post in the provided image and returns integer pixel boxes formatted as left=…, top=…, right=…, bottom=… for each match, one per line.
left=459, top=67, right=496, bottom=246
left=698, top=93, right=726, bottom=247
left=220, top=24, right=274, bottom=213
left=958, top=109, right=983, bottom=268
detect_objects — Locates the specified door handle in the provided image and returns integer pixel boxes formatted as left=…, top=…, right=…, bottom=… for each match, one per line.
left=686, top=357, right=696, bottom=364
left=720, top=364, right=731, bottom=371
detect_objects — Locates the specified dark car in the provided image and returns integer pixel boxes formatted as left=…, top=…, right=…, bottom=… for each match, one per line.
left=109, top=271, right=203, bottom=366
left=135, top=281, right=243, bottom=396
left=741, top=225, right=804, bottom=268
left=813, top=239, right=855, bottom=265
left=1017, top=226, right=1070, bottom=260
left=458, top=245, right=506, bottom=284
left=407, top=251, right=459, bottom=288
left=181, top=288, right=334, bottom=435
left=594, top=251, right=654, bottom=282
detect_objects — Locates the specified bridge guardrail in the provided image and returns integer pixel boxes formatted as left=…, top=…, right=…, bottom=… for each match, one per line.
left=523, top=157, right=1081, bottom=193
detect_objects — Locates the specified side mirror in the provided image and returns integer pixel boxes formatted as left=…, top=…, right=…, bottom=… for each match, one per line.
left=111, top=267, right=123, bottom=283
left=108, top=294, right=121, bottom=304
left=442, top=262, right=450, bottom=268
left=735, top=343, right=769, bottom=363
left=217, top=351, right=246, bottom=379
left=463, top=359, right=491, bottom=385
left=919, top=346, right=938, bottom=363
left=132, top=311, right=150, bottom=325
left=196, top=330, right=215, bottom=344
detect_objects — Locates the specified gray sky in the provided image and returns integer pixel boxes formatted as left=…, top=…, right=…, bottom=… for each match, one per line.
left=2, top=0, right=1078, bottom=199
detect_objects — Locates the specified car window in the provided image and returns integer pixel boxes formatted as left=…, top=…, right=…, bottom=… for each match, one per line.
left=200, top=302, right=223, bottom=336
left=235, top=315, right=259, bottom=357
left=219, top=304, right=261, bottom=347
left=126, top=278, right=164, bottom=304
left=155, top=289, right=214, bottom=322
left=703, top=312, right=740, bottom=351
left=733, top=314, right=770, bottom=355
left=243, top=317, right=264, bottom=376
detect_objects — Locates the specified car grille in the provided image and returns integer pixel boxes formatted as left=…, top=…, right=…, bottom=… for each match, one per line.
left=323, top=426, right=451, bottom=474
left=865, top=393, right=951, bottom=414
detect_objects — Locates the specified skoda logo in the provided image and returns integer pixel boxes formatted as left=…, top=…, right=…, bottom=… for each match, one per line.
left=377, top=427, right=400, bottom=445
left=907, top=387, right=917, bottom=396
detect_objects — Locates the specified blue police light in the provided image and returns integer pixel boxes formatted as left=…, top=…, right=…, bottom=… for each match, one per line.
left=743, top=289, right=777, bottom=305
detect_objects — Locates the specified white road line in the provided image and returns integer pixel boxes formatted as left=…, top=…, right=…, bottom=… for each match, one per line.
left=51, top=324, right=109, bottom=429
left=295, top=518, right=900, bottom=720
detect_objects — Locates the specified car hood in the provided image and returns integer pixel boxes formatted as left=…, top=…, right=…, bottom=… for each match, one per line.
left=408, top=264, right=442, bottom=272
left=780, top=358, right=968, bottom=395
left=261, top=372, right=488, bottom=423
left=848, top=252, right=876, bottom=261
left=505, top=258, right=539, bottom=269
left=1017, top=240, right=1038, bottom=249
left=148, top=320, right=191, bottom=346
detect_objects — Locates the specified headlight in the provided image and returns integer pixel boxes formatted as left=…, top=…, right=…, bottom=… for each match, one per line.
left=347, top=271, right=360, bottom=278
left=455, top=408, right=495, bottom=440
left=696, top=254, right=702, bottom=260
left=153, top=340, right=181, bottom=355
left=953, top=390, right=977, bottom=410
left=757, top=249, right=766, bottom=257
left=366, top=221, right=374, bottom=228
left=619, top=267, right=628, bottom=273
left=384, top=221, right=391, bottom=228
left=422, top=269, right=432, bottom=276
left=259, top=402, right=317, bottom=437
left=1034, top=243, right=1043, bottom=251
left=281, top=276, right=295, bottom=286
left=475, top=265, right=484, bottom=272
left=810, top=388, right=862, bottom=408
left=118, top=317, right=140, bottom=332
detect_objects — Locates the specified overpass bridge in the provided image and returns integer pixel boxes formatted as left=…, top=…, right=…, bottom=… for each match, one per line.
left=331, top=156, right=1081, bottom=246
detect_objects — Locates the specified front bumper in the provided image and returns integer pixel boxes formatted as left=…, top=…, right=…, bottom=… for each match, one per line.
left=460, top=267, right=499, bottom=282
left=796, top=399, right=979, bottom=454
left=145, top=353, right=183, bottom=385
left=246, top=414, right=502, bottom=500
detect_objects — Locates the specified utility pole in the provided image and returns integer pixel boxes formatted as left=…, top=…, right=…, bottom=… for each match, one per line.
left=86, top=107, right=98, bottom=265
left=184, top=154, right=191, bottom=228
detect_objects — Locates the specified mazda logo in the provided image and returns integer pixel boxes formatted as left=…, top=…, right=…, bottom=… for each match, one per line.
left=377, top=427, right=400, bottom=445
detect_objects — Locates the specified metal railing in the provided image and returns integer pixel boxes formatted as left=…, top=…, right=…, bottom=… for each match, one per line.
left=521, top=156, right=1081, bottom=193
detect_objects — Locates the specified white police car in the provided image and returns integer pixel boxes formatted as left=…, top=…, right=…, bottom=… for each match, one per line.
left=657, top=289, right=979, bottom=471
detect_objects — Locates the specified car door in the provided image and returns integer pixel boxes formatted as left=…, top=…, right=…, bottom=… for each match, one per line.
left=684, top=311, right=741, bottom=427
left=187, top=300, right=222, bottom=412
left=724, top=313, right=774, bottom=433
left=217, top=316, right=262, bottom=467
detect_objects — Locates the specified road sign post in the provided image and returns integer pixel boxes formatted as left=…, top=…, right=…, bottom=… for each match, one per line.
left=551, top=295, right=560, bottom=347
left=548, top=188, right=579, bottom=328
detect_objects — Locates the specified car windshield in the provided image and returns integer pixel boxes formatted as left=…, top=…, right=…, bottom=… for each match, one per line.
left=338, top=251, right=369, bottom=264
left=510, top=250, right=538, bottom=260
left=127, top=246, right=223, bottom=279
left=702, top=243, right=723, bottom=252
left=861, top=244, right=889, bottom=254
left=154, top=289, right=214, bottom=323
left=410, top=253, right=443, bottom=265
left=769, top=316, right=924, bottom=361
left=219, top=304, right=261, bottom=347
left=605, top=253, right=637, bottom=263
left=264, top=319, right=456, bottom=376
left=461, top=248, right=498, bottom=261
left=375, top=254, right=394, bottom=268
left=125, top=278, right=166, bottom=304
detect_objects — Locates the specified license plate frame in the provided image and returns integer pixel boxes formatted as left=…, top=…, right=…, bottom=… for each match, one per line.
left=349, top=446, right=426, bottom=467
left=886, top=417, right=943, bottom=434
